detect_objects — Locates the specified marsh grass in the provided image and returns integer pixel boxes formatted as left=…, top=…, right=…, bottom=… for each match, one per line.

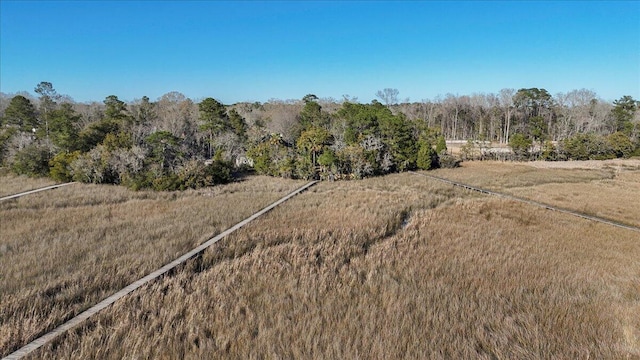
left=433, top=161, right=615, bottom=190
left=0, top=174, right=58, bottom=197
left=0, top=176, right=305, bottom=356
left=23, top=172, right=640, bottom=359
left=433, top=160, right=640, bottom=227
left=507, top=175, right=640, bottom=227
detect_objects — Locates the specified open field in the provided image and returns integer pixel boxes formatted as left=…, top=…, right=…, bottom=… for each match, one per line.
left=433, top=159, right=640, bottom=227
left=0, top=167, right=633, bottom=359
left=0, top=176, right=306, bottom=356
left=0, top=174, right=59, bottom=198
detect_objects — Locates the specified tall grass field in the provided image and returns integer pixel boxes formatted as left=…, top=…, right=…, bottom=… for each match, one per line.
left=1, top=160, right=639, bottom=358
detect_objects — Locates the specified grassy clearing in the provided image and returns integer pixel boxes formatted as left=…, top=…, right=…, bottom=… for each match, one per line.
left=0, top=174, right=58, bottom=198
left=24, top=172, right=640, bottom=359
left=0, top=176, right=305, bottom=356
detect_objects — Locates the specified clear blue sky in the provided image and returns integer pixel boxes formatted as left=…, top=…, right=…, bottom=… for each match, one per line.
left=1, top=1, right=638, bottom=104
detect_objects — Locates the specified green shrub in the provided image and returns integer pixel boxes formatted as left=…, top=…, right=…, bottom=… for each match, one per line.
left=0, top=127, right=18, bottom=165
left=246, top=136, right=295, bottom=177
left=294, top=155, right=315, bottom=180
left=417, top=140, right=439, bottom=170
left=438, top=154, right=461, bottom=168
left=205, top=158, right=233, bottom=185
left=435, top=135, right=447, bottom=154
left=49, top=151, right=81, bottom=182
left=460, top=139, right=479, bottom=160
left=508, top=133, right=532, bottom=160
left=136, top=159, right=234, bottom=191
left=151, top=173, right=181, bottom=191
left=561, top=133, right=615, bottom=160
left=541, top=140, right=558, bottom=161
left=122, top=172, right=153, bottom=191
left=607, top=132, right=634, bottom=158
left=11, top=143, right=50, bottom=177
left=70, top=145, right=118, bottom=184
left=317, top=150, right=337, bottom=168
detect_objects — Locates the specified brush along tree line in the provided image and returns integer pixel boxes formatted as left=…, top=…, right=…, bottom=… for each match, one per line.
left=1, top=83, right=639, bottom=190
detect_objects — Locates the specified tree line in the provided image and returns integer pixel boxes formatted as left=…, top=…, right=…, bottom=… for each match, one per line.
left=0, top=83, right=638, bottom=190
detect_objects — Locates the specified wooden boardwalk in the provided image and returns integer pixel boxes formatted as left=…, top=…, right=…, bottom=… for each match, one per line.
left=8, top=172, right=635, bottom=358
left=410, top=171, right=640, bottom=234
left=3, top=181, right=317, bottom=360
left=0, top=182, right=77, bottom=201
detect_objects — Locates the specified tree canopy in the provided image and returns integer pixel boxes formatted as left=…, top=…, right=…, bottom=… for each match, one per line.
left=1, top=82, right=638, bottom=189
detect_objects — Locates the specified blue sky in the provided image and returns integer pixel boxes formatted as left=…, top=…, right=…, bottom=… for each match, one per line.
left=1, top=1, right=638, bottom=104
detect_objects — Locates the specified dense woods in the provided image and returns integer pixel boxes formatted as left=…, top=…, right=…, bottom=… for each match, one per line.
left=1, top=83, right=638, bottom=190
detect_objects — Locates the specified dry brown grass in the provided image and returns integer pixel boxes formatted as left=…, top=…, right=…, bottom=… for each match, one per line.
left=0, top=176, right=305, bottom=356
left=23, top=173, right=640, bottom=359
left=0, top=174, right=58, bottom=197
left=506, top=172, right=640, bottom=227
left=433, top=160, right=640, bottom=227
left=528, top=159, right=640, bottom=171
left=433, top=160, right=615, bottom=190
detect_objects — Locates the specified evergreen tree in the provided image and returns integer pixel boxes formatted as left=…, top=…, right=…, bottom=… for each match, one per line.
left=49, top=103, right=81, bottom=151
left=34, top=81, right=60, bottom=141
left=338, top=102, right=379, bottom=144
left=611, top=95, right=638, bottom=134
left=297, top=126, right=332, bottom=168
left=509, top=133, right=533, bottom=159
left=199, top=98, right=228, bottom=157
left=379, top=111, right=416, bottom=171
left=104, top=95, right=129, bottom=121
left=228, top=108, right=248, bottom=141
left=296, top=95, right=330, bottom=136
left=417, top=139, right=438, bottom=170
left=3, top=95, right=38, bottom=131
left=435, top=135, right=447, bottom=154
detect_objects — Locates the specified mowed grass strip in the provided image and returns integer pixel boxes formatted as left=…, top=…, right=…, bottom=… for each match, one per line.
left=0, top=176, right=305, bottom=357
left=28, top=173, right=640, bottom=359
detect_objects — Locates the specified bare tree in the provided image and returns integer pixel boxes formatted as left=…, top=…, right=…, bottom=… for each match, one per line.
left=262, top=100, right=303, bottom=142
left=342, top=94, right=359, bottom=103
left=73, top=101, right=104, bottom=128
left=481, top=93, right=502, bottom=142
left=156, top=92, right=197, bottom=139
left=588, top=98, right=613, bottom=134
left=129, top=96, right=157, bottom=144
left=375, top=88, right=399, bottom=106
left=499, top=88, right=515, bottom=143
left=442, top=94, right=463, bottom=139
